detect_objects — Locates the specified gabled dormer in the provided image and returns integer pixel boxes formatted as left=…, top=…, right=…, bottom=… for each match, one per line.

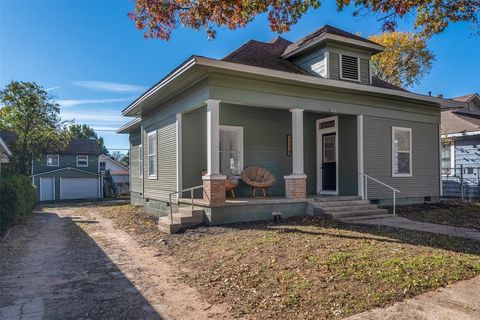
left=282, top=25, right=384, bottom=86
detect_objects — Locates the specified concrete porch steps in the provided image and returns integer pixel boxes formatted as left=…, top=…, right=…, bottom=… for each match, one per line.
left=310, top=197, right=392, bottom=220
left=157, top=208, right=204, bottom=234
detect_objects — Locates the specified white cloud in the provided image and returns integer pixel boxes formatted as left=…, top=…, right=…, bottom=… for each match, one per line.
left=71, top=80, right=147, bottom=93
left=57, top=97, right=133, bottom=108
left=46, top=86, right=60, bottom=91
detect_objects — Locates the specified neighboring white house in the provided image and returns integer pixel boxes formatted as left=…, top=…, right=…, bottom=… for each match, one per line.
left=0, top=130, right=15, bottom=175
left=0, top=136, right=12, bottom=174
left=99, top=154, right=129, bottom=195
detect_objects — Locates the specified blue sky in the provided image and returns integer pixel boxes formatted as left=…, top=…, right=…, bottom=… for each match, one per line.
left=1, top=1, right=479, bottom=153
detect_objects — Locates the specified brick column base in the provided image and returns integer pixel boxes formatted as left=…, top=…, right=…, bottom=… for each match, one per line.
left=202, top=175, right=226, bottom=205
left=284, top=174, right=307, bottom=199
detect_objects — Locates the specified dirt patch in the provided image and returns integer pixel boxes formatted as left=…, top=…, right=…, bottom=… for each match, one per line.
left=92, top=203, right=480, bottom=319
left=0, top=202, right=230, bottom=319
left=397, top=202, right=480, bottom=231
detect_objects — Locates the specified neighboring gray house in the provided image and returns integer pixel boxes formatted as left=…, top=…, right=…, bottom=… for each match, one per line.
left=441, top=93, right=480, bottom=198
left=118, top=25, right=461, bottom=232
left=31, top=139, right=103, bottom=201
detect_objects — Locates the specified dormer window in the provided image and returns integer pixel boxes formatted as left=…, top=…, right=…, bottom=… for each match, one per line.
left=340, top=54, right=360, bottom=82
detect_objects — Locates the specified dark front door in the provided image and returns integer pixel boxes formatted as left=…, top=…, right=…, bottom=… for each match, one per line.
left=322, top=133, right=336, bottom=191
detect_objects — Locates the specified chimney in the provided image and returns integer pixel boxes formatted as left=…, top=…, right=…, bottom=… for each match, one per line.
left=428, top=91, right=432, bottom=96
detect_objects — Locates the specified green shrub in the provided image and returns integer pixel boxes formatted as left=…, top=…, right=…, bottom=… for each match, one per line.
left=0, top=174, right=36, bottom=233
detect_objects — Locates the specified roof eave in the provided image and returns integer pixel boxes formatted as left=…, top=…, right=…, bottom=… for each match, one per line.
left=282, top=33, right=385, bottom=59
left=117, top=118, right=141, bottom=134
left=195, top=57, right=460, bottom=108
left=122, top=57, right=198, bottom=116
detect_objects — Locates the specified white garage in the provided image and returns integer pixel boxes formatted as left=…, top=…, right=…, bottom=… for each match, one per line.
left=61, top=177, right=100, bottom=200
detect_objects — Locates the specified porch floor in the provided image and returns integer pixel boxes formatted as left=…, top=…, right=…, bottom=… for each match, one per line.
left=178, top=195, right=360, bottom=207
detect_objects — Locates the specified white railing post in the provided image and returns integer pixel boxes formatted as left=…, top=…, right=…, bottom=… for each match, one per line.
left=361, top=173, right=399, bottom=215
left=364, top=175, right=368, bottom=200
left=169, top=193, right=173, bottom=224
left=393, top=189, right=396, bottom=215
left=191, top=189, right=194, bottom=211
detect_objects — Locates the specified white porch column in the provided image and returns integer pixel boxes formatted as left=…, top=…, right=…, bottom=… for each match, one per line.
left=357, top=115, right=364, bottom=198
left=291, top=108, right=305, bottom=175
left=284, top=108, right=307, bottom=199
left=203, top=99, right=226, bottom=204
left=205, top=99, right=224, bottom=178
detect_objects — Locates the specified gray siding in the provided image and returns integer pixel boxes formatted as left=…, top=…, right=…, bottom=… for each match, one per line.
left=143, top=115, right=177, bottom=202
left=129, top=130, right=142, bottom=193
left=32, top=154, right=99, bottom=175
left=329, top=52, right=340, bottom=80
left=182, top=106, right=207, bottom=191
left=180, top=105, right=359, bottom=197
left=360, top=58, right=370, bottom=85
left=338, top=116, right=358, bottom=195
left=221, top=104, right=292, bottom=196
left=208, top=74, right=440, bottom=124
left=364, top=116, right=440, bottom=199
left=292, top=49, right=326, bottom=77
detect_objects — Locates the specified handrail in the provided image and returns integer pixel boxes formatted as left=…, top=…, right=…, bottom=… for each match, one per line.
left=360, top=173, right=400, bottom=215
left=168, top=185, right=203, bottom=224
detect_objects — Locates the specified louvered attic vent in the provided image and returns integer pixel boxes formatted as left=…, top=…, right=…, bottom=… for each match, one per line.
left=340, top=55, right=359, bottom=81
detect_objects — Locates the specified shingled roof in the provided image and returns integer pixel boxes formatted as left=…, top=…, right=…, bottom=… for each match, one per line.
left=222, top=33, right=404, bottom=91
left=61, top=138, right=102, bottom=155
left=222, top=37, right=309, bottom=75
left=442, top=110, right=480, bottom=135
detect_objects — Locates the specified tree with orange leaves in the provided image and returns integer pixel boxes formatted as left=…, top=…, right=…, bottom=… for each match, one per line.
left=129, top=0, right=479, bottom=40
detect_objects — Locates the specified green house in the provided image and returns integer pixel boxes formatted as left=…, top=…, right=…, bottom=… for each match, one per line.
left=118, top=25, right=463, bottom=230
left=31, top=139, right=103, bottom=201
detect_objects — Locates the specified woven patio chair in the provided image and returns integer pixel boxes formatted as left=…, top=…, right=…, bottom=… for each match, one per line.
left=240, top=166, right=277, bottom=198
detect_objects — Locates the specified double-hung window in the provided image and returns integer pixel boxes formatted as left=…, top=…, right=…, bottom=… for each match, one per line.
left=139, top=144, right=143, bottom=178
left=392, top=127, right=412, bottom=177
left=77, top=155, right=88, bottom=167
left=47, top=154, right=59, bottom=167
left=219, top=126, right=243, bottom=175
left=147, top=131, right=157, bottom=179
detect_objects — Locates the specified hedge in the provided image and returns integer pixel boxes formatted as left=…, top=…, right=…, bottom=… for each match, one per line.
left=0, top=174, right=36, bottom=233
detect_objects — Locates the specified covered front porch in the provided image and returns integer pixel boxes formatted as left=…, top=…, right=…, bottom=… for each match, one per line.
left=179, top=99, right=364, bottom=205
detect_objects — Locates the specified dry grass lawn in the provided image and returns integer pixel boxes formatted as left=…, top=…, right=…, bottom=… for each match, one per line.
left=92, top=202, right=480, bottom=319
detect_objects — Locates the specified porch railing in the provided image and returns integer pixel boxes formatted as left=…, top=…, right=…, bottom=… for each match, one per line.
left=168, top=185, right=203, bottom=224
left=360, top=173, right=400, bottom=215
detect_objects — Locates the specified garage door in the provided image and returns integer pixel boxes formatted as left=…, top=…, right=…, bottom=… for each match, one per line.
left=40, top=177, right=55, bottom=201
left=61, top=178, right=99, bottom=200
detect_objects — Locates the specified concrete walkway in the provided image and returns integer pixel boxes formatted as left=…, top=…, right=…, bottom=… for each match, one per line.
left=343, top=215, right=480, bottom=241
left=348, top=274, right=480, bottom=320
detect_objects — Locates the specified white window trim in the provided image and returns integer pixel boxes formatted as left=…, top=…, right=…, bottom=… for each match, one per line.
left=339, top=54, right=361, bottom=82
left=46, top=154, right=59, bottom=167
left=147, top=131, right=157, bottom=179
left=392, top=126, right=412, bottom=177
left=77, top=155, right=89, bottom=167
left=219, top=125, right=244, bottom=176
left=139, top=144, right=143, bottom=179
